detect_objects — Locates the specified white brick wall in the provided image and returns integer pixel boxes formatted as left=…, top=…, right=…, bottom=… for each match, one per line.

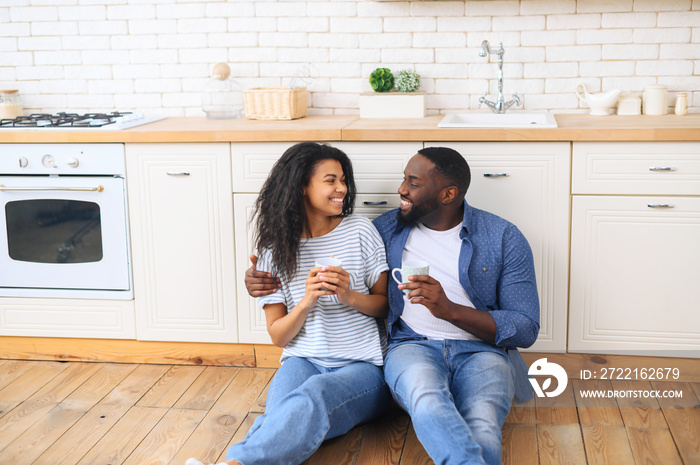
left=0, top=0, right=697, bottom=115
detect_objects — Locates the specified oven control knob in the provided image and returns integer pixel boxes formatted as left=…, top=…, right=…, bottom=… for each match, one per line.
left=67, top=158, right=79, bottom=168
left=19, top=157, right=28, bottom=168
left=42, top=154, right=55, bottom=168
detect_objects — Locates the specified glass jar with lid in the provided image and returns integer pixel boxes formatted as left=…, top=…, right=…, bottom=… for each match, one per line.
left=201, top=63, right=244, bottom=119
left=0, top=90, right=23, bottom=120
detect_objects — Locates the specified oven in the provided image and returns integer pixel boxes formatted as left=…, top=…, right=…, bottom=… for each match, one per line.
left=0, top=143, right=132, bottom=300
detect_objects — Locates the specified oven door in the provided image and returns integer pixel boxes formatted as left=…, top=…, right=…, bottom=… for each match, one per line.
left=0, top=175, right=130, bottom=292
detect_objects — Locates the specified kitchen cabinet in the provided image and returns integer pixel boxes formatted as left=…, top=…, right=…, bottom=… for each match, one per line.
left=569, top=142, right=700, bottom=356
left=232, top=142, right=420, bottom=344
left=126, top=143, right=237, bottom=342
left=427, top=142, right=571, bottom=352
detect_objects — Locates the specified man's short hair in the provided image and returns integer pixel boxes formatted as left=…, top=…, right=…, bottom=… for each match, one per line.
left=417, top=146, right=471, bottom=196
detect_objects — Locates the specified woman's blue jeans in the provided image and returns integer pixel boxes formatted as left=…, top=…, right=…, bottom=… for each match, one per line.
left=226, top=356, right=390, bottom=465
left=384, top=340, right=514, bottom=465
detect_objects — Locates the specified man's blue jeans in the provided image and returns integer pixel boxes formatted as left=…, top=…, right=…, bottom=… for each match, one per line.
left=384, top=340, right=514, bottom=465
left=226, top=356, right=390, bottom=465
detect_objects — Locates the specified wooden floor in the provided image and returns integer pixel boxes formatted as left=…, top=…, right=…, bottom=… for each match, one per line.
left=0, top=359, right=698, bottom=465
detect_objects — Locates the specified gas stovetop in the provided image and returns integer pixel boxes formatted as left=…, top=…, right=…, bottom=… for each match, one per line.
left=0, top=112, right=165, bottom=130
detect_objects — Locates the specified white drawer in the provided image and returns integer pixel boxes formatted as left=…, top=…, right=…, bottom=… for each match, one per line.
left=573, top=142, right=700, bottom=195
left=354, top=193, right=401, bottom=219
left=231, top=142, right=422, bottom=193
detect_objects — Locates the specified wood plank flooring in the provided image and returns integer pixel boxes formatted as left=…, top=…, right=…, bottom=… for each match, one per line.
left=0, top=359, right=698, bottom=465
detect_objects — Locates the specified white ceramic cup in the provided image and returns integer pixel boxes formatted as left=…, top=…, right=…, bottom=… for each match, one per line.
left=391, top=260, right=429, bottom=295
left=315, top=257, right=342, bottom=291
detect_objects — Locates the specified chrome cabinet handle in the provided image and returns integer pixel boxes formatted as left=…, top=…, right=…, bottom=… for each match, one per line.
left=362, top=201, right=388, bottom=206
left=648, top=204, right=675, bottom=208
left=483, top=173, right=509, bottom=177
left=167, top=172, right=190, bottom=176
left=0, top=184, right=104, bottom=192
left=649, top=167, right=676, bottom=171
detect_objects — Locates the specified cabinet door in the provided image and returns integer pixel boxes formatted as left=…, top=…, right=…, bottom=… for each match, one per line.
left=126, top=143, right=237, bottom=342
left=234, top=193, right=399, bottom=344
left=569, top=196, right=700, bottom=356
left=427, top=142, right=570, bottom=352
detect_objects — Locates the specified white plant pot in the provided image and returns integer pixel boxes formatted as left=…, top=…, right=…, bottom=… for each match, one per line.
left=359, top=91, right=426, bottom=119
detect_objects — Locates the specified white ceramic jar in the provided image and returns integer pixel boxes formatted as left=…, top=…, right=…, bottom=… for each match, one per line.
left=617, top=92, right=642, bottom=116
left=675, top=92, right=688, bottom=116
left=642, top=85, right=668, bottom=116
left=0, top=89, right=22, bottom=120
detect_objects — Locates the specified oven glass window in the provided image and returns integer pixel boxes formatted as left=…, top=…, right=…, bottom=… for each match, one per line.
left=6, top=199, right=103, bottom=263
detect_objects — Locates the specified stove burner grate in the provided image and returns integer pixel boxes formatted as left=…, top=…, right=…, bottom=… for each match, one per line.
left=0, top=112, right=134, bottom=128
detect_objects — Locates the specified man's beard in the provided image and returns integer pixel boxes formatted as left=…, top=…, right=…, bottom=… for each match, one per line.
left=396, top=197, right=438, bottom=226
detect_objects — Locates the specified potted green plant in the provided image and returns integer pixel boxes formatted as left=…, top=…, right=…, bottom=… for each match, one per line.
left=395, top=69, right=421, bottom=93
left=360, top=68, right=425, bottom=118
left=369, top=68, right=395, bottom=92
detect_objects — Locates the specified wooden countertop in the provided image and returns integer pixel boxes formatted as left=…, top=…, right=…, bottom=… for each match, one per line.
left=0, top=113, right=698, bottom=143
left=341, top=114, right=700, bottom=141
left=0, top=115, right=357, bottom=144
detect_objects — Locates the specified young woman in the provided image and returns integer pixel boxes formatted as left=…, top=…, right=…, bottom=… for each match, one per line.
left=187, top=142, right=390, bottom=465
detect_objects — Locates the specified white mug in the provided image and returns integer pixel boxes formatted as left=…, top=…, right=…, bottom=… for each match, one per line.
left=315, top=257, right=342, bottom=291
left=391, top=260, right=429, bottom=295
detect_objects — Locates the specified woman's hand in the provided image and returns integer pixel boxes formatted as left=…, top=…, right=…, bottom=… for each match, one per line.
left=317, top=266, right=352, bottom=304
left=299, top=266, right=335, bottom=309
left=316, top=267, right=389, bottom=319
left=265, top=266, right=334, bottom=348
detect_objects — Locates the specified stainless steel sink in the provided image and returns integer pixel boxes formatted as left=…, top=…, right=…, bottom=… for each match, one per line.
left=438, top=112, right=558, bottom=128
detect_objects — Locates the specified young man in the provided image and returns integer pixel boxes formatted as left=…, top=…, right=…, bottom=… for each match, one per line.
left=246, top=147, right=540, bottom=465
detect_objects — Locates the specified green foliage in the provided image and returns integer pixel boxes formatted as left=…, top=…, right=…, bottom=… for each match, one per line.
left=369, top=68, right=395, bottom=93
left=395, top=69, right=421, bottom=93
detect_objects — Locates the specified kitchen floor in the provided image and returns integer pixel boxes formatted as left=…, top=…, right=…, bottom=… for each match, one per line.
left=0, top=359, right=698, bottom=465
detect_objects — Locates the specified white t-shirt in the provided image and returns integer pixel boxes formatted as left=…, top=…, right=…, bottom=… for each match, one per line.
left=258, top=214, right=389, bottom=367
left=400, top=222, right=482, bottom=341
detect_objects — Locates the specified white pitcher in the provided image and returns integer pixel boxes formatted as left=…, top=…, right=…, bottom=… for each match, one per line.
left=575, top=83, right=622, bottom=116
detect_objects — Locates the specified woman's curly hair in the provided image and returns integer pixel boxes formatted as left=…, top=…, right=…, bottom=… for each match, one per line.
left=253, top=142, right=356, bottom=282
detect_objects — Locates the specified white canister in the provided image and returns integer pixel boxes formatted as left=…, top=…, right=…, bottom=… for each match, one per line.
left=0, top=90, right=22, bottom=120
left=642, top=85, right=668, bottom=116
left=617, top=92, right=642, bottom=116
left=675, top=92, right=688, bottom=116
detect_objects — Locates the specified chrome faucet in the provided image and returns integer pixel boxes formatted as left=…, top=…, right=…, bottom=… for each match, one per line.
left=478, top=40, right=521, bottom=113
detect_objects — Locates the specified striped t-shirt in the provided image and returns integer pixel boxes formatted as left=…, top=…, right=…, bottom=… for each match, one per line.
left=257, top=214, right=389, bottom=368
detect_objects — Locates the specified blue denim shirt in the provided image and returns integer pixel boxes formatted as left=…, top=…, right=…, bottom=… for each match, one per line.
left=372, top=201, right=540, bottom=402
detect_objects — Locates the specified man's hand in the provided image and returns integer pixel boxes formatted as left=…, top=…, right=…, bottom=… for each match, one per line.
left=399, top=274, right=497, bottom=342
left=399, top=275, right=456, bottom=321
left=245, top=254, right=281, bottom=297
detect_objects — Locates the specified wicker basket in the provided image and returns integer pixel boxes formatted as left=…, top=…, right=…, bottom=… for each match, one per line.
left=243, top=87, right=307, bottom=120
